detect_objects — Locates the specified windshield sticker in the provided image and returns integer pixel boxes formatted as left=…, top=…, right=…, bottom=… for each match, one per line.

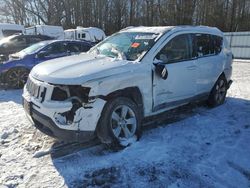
left=135, top=34, right=157, bottom=40
left=131, top=42, right=140, bottom=48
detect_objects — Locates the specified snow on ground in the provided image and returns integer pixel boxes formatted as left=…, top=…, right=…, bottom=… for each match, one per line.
left=0, top=61, right=250, bottom=188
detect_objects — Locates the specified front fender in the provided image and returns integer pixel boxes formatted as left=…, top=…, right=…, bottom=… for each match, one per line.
left=83, top=67, right=153, bottom=115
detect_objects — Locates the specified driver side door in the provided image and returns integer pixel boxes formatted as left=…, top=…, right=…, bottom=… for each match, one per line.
left=36, top=42, right=68, bottom=64
left=153, top=34, right=197, bottom=112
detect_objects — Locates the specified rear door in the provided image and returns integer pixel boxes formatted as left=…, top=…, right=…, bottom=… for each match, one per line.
left=195, top=34, right=224, bottom=94
left=152, top=34, right=197, bottom=111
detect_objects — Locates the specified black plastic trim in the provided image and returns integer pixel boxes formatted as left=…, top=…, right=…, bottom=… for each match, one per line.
left=23, top=100, right=95, bottom=142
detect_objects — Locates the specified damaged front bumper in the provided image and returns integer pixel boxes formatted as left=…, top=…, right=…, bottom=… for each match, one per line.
left=24, top=102, right=95, bottom=141
left=22, top=76, right=106, bottom=142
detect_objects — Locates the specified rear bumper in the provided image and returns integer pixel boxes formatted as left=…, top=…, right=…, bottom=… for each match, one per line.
left=23, top=99, right=95, bottom=142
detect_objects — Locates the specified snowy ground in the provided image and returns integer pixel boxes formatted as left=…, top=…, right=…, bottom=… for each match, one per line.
left=0, top=61, right=250, bottom=188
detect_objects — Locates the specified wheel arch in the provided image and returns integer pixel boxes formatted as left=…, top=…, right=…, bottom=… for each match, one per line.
left=100, top=86, right=144, bottom=118
left=3, top=66, right=30, bottom=83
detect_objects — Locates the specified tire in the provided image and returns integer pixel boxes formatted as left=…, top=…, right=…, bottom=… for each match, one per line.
left=96, top=97, right=142, bottom=149
left=5, top=67, right=29, bottom=89
left=207, top=75, right=228, bottom=107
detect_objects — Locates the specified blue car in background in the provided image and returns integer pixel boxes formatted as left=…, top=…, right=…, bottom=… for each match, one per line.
left=0, top=40, right=93, bottom=88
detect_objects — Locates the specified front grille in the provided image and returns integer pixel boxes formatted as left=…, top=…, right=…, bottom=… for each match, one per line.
left=26, top=77, right=46, bottom=101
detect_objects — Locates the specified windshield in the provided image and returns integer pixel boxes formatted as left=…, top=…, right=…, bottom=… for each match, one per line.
left=0, top=35, right=16, bottom=46
left=90, top=32, right=159, bottom=61
left=20, top=41, right=49, bottom=55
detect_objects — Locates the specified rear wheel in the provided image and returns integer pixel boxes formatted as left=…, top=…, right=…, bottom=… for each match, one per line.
left=97, top=97, right=142, bottom=149
left=207, top=75, right=227, bottom=107
left=5, top=67, right=29, bottom=89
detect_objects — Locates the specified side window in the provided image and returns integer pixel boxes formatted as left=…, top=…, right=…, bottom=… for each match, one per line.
left=196, top=34, right=211, bottom=57
left=196, top=34, right=223, bottom=57
left=45, top=42, right=66, bottom=55
left=82, top=33, right=86, bottom=39
left=156, top=34, right=191, bottom=63
left=67, top=43, right=81, bottom=53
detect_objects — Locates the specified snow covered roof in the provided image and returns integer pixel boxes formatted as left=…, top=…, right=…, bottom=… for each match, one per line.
left=120, top=25, right=223, bottom=36
left=0, top=23, right=24, bottom=30
left=120, top=26, right=174, bottom=34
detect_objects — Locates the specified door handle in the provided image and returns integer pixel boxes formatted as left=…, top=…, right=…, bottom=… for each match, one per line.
left=187, top=65, right=196, bottom=70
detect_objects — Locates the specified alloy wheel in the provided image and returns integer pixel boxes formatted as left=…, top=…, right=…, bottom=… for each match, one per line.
left=110, top=105, right=137, bottom=141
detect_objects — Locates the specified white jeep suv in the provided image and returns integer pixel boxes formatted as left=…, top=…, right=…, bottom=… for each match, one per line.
left=22, top=26, right=233, bottom=147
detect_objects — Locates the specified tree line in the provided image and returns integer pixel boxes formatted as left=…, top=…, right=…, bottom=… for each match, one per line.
left=0, top=0, right=250, bottom=34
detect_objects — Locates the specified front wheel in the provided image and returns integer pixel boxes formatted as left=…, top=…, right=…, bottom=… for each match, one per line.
left=207, top=75, right=228, bottom=107
left=5, top=67, right=29, bottom=89
left=96, top=97, right=142, bottom=149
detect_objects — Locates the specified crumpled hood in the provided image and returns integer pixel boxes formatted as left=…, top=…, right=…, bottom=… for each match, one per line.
left=30, top=53, right=137, bottom=85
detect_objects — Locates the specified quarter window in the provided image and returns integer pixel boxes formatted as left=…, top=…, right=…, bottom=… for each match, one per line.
left=212, top=35, right=223, bottom=54
left=156, top=34, right=191, bottom=63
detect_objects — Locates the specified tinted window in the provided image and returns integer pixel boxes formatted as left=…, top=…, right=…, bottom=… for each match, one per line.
left=45, top=42, right=66, bottom=55
left=211, top=35, right=223, bottom=54
left=67, top=43, right=82, bottom=53
left=156, top=34, right=191, bottom=63
left=196, top=34, right=223, bottom=57
left=196, top=34, right=211, bottom=57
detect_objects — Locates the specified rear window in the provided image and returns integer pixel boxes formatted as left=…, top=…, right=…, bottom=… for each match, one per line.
left=196, top=34, right=223, bottom=57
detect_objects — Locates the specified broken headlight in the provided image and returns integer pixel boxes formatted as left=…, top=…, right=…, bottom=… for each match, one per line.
left=51, top=85, right=90, bottom=103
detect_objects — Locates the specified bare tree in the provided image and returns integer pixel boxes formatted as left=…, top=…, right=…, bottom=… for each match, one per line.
left=0, top=0, right=250, bottom=33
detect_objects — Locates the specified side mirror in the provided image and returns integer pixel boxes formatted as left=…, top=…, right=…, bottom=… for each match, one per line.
left=36, top=51, right=47, bottom=58
left=153, top=59, right=168, bottom=80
